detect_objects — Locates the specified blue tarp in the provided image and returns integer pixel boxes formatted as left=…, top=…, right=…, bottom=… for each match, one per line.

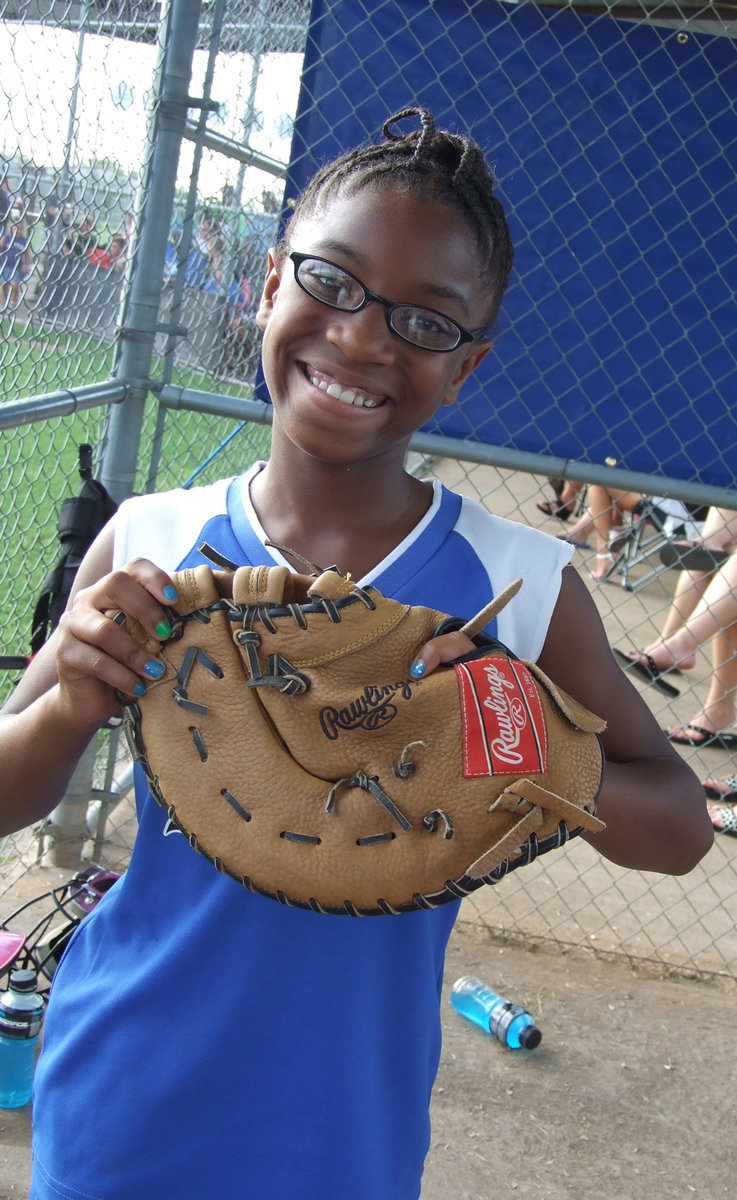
left=276, top=0, right=736, bottom=489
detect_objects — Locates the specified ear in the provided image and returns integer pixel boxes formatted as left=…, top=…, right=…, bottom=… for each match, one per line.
left=440, top=341, right=493, bottom=408
left=255, top=248, right=283, bottom=332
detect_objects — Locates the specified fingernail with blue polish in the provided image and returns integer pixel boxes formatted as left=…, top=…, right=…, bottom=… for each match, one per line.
left=410, top=659, right=426, bottom=678
left=145, top=660, right=165, bottom=679
left=163, top=586, right=178, bottom=603
left=133, top=682, right=147, bottom=697
left=155, top=620, right=171, bottom=640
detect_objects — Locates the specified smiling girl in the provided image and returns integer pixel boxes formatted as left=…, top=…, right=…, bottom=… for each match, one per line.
left=0, top=108, right=711, bottom=1200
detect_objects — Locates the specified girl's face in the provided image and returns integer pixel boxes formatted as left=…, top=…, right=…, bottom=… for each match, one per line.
left=256, top=184, right=493, bottom=467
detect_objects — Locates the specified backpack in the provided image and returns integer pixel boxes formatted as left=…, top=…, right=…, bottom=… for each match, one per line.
left=30, top=444, right=118, bottom=655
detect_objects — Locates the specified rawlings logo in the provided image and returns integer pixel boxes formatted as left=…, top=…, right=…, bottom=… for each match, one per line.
left=320, top=680, right=415, bottom=740
left=455, top=657, right=548, bottom=777
left=482, top=661, right=530, bottom=767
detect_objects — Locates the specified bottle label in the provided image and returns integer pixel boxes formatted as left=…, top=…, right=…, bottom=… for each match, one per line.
left=488, top=1001, right=523, bottom=1040
left=0, top=1011, right=42, bottom=1040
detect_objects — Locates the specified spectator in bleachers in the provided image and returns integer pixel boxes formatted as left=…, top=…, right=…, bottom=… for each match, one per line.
left=62, top=213, right=98, bottom=259
left=219, top=264, right=257, bottom=376
left=0, top=216, right=32, bottom=308
left=87, top=234, right=127, bottom=272
left=614, top=528, right=737, bottom=750
left=560, top=487, right=701, bottom=581
left=0, top=177, right=12, bottom=226
left=42, top=184, right=61, bottom=229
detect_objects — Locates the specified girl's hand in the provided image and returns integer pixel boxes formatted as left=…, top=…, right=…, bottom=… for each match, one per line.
left=53, top=558, right=179, bottom=726
left=410, top=630, right=476, bottom=678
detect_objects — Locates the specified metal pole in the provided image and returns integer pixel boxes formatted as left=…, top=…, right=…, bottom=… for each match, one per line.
left=44, top=0, right=203, bottom=868
left=99, top=0, right=204, bottom=504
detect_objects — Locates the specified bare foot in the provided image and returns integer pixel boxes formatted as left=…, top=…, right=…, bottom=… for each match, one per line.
left=702, top=776, right=737, bottom=800
left=638, top=643, right=695, bottom=672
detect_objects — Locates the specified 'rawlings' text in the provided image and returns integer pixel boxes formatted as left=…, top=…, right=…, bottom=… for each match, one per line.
left=320, top=680, right=414, bottom=740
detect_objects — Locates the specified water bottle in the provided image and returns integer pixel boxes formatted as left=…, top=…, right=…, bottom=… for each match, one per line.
left=0, top=969, right=45, bottom=1108
left=450, top=975, right=542, bottom=1050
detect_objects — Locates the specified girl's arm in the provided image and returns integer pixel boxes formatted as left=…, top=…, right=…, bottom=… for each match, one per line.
left=537, top=566, right=712, bottom=874
left=0, top=522, right=177, bottom=836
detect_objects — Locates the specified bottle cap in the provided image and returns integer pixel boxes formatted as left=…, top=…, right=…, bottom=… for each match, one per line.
left=519, top=1024, right=542, bottom=1050
left=8, top=970, right=38, bottom=993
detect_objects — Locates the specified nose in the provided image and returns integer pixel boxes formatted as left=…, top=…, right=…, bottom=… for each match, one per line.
left=325, top=300, right=396, bottom=365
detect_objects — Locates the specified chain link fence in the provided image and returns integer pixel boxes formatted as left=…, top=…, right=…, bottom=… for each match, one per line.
left=1, top=0, right=736, bottom=981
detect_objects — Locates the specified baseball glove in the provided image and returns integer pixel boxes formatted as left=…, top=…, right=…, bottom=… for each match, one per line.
left=115, top=562, right=606, bottom=915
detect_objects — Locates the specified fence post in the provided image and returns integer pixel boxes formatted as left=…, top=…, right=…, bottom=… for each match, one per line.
left=100, top=0, right=204, bottom=504
left=42, top=0, right=203, bottom=868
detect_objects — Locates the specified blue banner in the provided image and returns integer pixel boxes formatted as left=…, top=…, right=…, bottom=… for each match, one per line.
left=278, top=0, right=736, bottom=489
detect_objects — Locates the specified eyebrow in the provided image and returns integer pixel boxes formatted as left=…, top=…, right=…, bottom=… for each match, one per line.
left=308, top=239, right=472, bottom=318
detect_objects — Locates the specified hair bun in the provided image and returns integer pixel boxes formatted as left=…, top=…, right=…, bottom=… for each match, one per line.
left=381, top=107, right=434, bottom=142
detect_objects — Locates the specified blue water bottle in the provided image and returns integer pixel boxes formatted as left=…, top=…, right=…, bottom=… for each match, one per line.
left=450, top=975, right=542, bottom=1050
left=0, top=969, right=45, bottom=1108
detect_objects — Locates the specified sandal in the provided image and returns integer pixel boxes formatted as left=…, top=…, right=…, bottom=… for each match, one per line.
left=608, top=526, right=632, bottom=554
left=667, top=724, right=737, bottom=750
left=589, top=551, right=619, bottom=582
left=537, top=498, right=574, bottom=522
left=708, top=800, right=737, bottom=837
left=612, top=648, right=681, bottom=697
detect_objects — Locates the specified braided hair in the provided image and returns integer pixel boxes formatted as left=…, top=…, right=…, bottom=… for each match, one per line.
left=283, top=107, right=514, bottom=328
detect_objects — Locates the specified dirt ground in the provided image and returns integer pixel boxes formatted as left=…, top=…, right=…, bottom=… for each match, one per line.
left=423, top=924, right=735, bottom=1200
left=1, top=921, right=734, bottom=1199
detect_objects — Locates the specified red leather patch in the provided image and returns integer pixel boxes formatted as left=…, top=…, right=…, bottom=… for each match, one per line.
left=455, top=657, right=549, bottom=777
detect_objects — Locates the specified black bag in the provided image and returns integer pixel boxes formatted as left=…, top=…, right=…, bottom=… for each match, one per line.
left=30, top=445, right=117, bottom=655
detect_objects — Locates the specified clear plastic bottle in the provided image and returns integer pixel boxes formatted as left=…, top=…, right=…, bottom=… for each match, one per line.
left=450, top=975, right=542, bottom=1050
left=0, top=969, right=45, bottom=1108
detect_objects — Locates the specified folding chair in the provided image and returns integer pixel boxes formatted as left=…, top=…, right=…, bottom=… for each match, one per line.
left=601, top=498, right=707, bottom=592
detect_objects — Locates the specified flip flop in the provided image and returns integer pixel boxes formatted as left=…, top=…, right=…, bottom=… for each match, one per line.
left=659, top=542, right=730, bottom=572
left=537, top=499, right=573, bottom=522
left=612, top=648, right=681, bottom=697
left=708, top=801, right=737, bottom=837
left=556, top=534, right=590, bottom=549
left=667, top=724, right=737, bottom=750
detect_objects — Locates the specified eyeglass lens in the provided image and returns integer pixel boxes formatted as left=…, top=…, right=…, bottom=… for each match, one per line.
left=293, top=254, right=466, bottom=351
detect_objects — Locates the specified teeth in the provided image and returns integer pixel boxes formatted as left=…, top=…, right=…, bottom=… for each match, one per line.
left=310, top=373, right=381, bottom=409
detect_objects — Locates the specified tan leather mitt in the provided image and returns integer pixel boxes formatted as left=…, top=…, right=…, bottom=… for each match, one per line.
left=115, top=565, right=606, bottom=915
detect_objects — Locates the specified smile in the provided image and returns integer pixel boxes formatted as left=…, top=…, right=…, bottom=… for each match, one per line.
left=308, top=367, right=386, bottom=409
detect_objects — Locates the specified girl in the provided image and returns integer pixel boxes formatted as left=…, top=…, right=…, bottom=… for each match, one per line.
left=0, top=109, right=711, bottom=1200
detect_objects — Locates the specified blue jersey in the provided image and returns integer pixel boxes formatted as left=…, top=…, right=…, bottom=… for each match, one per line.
left=31, top=468, right=571, bottom=1200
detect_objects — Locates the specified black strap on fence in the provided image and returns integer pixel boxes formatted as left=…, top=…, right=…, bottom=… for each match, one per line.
left=30, top=444, right=118, bottom=656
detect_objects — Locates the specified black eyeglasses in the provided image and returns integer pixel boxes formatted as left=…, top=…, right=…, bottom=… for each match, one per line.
left=288, top=251, right=487, bottom=353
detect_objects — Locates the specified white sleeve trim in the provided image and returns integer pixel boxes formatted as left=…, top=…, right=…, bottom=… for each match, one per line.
left=455, top=496, right=574, bottom=661
left=113, top=479, right=233, bottom=573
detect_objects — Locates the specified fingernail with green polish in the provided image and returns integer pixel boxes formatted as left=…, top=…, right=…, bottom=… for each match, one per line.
left=155, top=620, right=171, bottom=640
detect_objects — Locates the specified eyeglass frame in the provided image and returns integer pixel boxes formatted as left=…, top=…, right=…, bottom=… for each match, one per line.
left=286, top=250, right=489, bottom=353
